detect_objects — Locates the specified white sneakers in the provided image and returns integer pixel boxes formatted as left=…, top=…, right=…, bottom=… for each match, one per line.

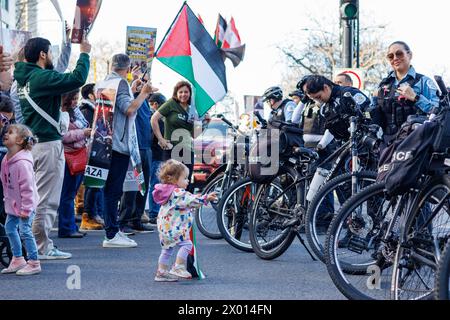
left=102, top=231, right=138, bottom=248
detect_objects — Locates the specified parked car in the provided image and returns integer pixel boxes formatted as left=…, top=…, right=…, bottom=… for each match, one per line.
left=193, top=118, right=231, bottom=187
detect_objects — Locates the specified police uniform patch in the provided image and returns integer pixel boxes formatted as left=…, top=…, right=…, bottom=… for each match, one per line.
left=353, top=93, right=367, bottom=105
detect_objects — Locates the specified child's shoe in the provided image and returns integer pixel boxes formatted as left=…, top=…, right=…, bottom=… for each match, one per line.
left=154, top=270, right=179, bottom=282
left=169, top=265, right=192, bottom=279
left=16, top=260, right=41, bottom=276
left=1, top=256, right=27, bottom=274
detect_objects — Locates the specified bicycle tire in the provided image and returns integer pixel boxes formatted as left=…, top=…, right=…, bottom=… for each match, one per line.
left=305, top=171, right=377, bottom=263
left=194, top=173, right=225, bottom=239
left=325, top=182, right=396, bottom=300
left=249, top=166, right=298, bottom=260
left=216, top=177, right=258, bottom=252
left=436, top=240, right=450, bottom=300
left=391, top=175, right=450, bottom=300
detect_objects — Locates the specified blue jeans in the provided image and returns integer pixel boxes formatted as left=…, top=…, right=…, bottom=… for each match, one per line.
left=58, top=164, right=83, bottom=236
left=148, top=160, right=162, bottom=219
left=5, top=212, right=38, bottom=260
left=118, top=149, right=151, bottom=227
left=104, top=151, right=130, bottom=240
left=84, top=187, right=104, bottom=219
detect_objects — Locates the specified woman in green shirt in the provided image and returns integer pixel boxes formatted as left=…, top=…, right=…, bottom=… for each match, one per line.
left=151, top=81, right=196, bottom=178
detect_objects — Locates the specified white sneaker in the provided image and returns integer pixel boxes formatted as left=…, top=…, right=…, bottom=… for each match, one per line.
left=103, top=233, right=138, bottom=248
left=38, top=248, right=72, bottom=260
left=169, top=265, right=192, bottom=279
left=117, top=232, right=137, bottom=244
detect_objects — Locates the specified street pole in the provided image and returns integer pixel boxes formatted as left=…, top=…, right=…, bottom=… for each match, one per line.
left=340, top=0, right=359, bottom=68
left=343, top=19, right=353, bottom=68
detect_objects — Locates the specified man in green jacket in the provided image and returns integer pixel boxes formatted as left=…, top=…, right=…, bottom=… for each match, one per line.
left=14, top=37, right=91, bottom=260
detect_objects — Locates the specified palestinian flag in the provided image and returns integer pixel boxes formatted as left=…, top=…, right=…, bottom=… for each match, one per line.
left=156, top=2, right=227, bottom=116
left=214, top=14, right=227, bottom=48
left=223, top=17, right=241, bottom=49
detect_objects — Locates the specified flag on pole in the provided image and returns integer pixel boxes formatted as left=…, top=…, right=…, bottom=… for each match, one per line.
left=156, top=2, right=227, bottom=117
left=214, top=14, right=227, bottom=48
left=220, top=17, right=245, bottom=67
left=50, top=0, right=67, bottom=43
left=222, top=17, right=241, bottom=49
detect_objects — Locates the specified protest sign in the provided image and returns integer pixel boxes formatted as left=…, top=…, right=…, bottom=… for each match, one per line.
left=72, top=0, right=103, bottom=43
left=126, top=26, right=157, bottom=73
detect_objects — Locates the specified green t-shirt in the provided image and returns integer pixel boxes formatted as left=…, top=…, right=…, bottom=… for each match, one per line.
left=158, top=98, right=194, bottom=149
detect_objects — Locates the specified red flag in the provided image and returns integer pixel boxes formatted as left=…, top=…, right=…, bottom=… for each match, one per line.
left=222, top=17, right=241, bottom=49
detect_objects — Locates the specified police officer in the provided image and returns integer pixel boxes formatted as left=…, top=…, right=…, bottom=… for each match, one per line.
left=293, top=77, right=328, bottom=149
left=262, top=86, right=297, bottom=123
left=370, top=41, right=439, bottom=145
left=304, top=75, right=370, bottom=142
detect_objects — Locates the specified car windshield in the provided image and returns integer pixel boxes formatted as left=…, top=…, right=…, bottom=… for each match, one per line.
left=200, top=121, right=228, bottom=139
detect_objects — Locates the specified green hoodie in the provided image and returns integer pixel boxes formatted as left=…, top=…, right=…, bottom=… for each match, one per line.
left=14, top=53, right=90, bottom=143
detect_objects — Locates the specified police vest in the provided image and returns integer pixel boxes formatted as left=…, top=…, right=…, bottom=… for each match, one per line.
left=376, top=74, right=424, bottom=136
left=323, top=86, right=362, bottom=140
left=271, top=99, right=293, bottom=123
left=301, top=102, right=326, bottom=136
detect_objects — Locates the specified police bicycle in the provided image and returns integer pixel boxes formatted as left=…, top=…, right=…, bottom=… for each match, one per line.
left=324, top=76, right=450, bottom=300
left=248, top=102, right=382, bottom=261
left=194, top=114, right=250, bottom=239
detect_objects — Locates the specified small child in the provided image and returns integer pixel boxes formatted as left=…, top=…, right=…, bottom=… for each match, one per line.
left=152, top=159, right=217, bottom=282
left=1, top=124, right=40, bottom=276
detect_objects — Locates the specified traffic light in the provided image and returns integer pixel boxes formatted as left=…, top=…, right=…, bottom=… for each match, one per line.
left=340, top=0, right=358, bottom=20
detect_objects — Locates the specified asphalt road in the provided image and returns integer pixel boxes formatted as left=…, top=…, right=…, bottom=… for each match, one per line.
left=0, top=228, right=345, bottom=300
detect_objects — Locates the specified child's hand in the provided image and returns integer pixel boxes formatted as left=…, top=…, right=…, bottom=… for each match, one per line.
left=207, top=192, right=218, bottom=202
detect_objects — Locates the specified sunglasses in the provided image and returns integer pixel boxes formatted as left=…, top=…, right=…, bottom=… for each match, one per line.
left=387, top=50, right=408, bottom=61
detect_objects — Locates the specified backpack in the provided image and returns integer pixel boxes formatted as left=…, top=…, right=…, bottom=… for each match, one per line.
left=381, top=120, right=439, bottom=197
left=248, top=125, right=304, bottom=184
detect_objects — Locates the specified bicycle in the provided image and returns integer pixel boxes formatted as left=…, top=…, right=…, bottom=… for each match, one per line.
left=248, top=108, right=381, bottom=261
left=435, top=239, right=450, bottom=300
left=325, top=76, right=450, bottom=300
left=194, top=114, right=250, bottom=239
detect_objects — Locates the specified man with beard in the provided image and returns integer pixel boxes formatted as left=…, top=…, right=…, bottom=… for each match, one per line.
left=14, top=37, right=91, bottom=260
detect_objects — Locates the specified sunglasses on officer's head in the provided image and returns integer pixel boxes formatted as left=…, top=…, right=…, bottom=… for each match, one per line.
left=386, top=50, right=408, bottom=61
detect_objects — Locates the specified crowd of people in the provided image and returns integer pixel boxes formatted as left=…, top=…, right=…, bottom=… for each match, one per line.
left=0, top=33, right=441, bottom=281
left=0, top=26, right=214, bottom=280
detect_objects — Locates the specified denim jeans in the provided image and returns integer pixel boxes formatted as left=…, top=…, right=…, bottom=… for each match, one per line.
left=103, top=151, right=130, bottom=240
left=148, top=160, right=162, bottom=219
left=58, top=164, right=83, bottom=236
left=118, top=149, right=151, bottom=227
left=5, top=212, right=38, bottom=260
left=84, top=187, right=104, bottom=219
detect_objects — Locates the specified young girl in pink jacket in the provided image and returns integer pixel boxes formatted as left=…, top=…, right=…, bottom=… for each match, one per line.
left=1, top=124, right=40, bottom=276
left=152, top=160, right=217, bottom=282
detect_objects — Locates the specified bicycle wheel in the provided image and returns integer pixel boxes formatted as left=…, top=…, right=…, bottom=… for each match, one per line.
left=305, top=171, right=377, bottom=263
left=194, top=173, right=225, bottom=239
left=216, top=177, right=261, bottom=252
left=391, top=176, right=450, bottom=300
left=325, top=182, right=399, bottom=300
left=249, top=166, right=298, bottom=260
left=436, top=240, right=450, bottom=300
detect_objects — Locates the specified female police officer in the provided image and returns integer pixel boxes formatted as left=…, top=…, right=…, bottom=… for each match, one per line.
left=370, top=41, right=439, bottom=145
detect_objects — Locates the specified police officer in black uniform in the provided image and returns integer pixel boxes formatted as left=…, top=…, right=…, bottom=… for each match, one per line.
left=304, top=75, right=371, bottom=142
left=262, top=86, right=297, bottom=123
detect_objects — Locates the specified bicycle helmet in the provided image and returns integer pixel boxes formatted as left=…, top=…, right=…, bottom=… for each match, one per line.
left=289, top=89, right=304, bottom=98
left=262, top=86, right=283, bottom=102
